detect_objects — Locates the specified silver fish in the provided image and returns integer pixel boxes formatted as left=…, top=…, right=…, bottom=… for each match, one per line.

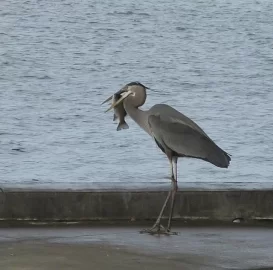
left=112, top=94, right=129, bottom=131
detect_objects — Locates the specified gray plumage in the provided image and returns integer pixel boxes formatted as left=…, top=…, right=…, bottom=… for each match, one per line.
left=148, top=104, right=230, bottom=168
left=103, top=81, right=231, bottom=234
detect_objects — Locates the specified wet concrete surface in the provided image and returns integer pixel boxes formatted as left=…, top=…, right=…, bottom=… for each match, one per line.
left=0, top=226, right=273, bottom=269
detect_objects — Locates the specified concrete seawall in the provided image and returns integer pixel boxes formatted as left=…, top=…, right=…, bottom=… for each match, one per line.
left=1, top=188, right=273, bottom=224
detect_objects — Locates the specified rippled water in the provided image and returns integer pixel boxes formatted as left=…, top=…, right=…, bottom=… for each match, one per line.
left=1, top=0, right=273, bottom=189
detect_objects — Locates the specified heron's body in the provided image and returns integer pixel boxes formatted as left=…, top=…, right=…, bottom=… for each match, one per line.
left=103, top=82, right=231, bottom=234
left=125, top=102, right=230, bottom=168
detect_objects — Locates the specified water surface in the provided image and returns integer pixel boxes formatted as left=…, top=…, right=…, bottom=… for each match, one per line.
left=1, top=0, right=273, bottom=188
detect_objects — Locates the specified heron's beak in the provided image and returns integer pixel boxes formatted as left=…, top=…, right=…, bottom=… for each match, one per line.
left=105, top=90, right=133, bottom=112
left=101, top=85, right=128, bottom=105
left=101, top=95, right=112, bottom=105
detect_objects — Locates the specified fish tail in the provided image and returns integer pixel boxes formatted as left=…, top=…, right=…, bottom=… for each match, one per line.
left=117, top=121, right=129, bottom=131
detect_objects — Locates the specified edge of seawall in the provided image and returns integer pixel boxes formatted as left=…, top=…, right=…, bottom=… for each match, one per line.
left=1, top=186, right=273, bottom=225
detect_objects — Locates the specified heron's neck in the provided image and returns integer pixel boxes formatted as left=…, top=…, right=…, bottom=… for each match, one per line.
left=124, top=100, right=151, bottom=135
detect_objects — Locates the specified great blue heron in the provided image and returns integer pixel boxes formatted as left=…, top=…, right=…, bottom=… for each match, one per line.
left=102, top=81, right=231, bottom=234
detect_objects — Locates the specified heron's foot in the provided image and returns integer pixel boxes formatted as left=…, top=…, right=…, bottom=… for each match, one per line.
left=140, top=223, right=165, bottom=235
left=140, top=224, right=179, bottom=235
left=165, top=229, right=179, bottom=235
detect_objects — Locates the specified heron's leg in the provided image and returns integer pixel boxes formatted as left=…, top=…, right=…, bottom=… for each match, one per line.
left=144, top=157, right=178, bottom=235
left=167, top=156, right=178, bottom=232
left=151, top=157, right=174, bottom=228
left=140, top=190, right=171, bottom=234
left=151, top=190, right=171, bottom=229
left=169, top=159, right=174, bottom=179
left=140, top=159, right=174, bottom=234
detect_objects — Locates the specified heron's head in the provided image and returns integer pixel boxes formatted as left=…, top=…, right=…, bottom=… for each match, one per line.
left=103, top=81, right=149, bottom=112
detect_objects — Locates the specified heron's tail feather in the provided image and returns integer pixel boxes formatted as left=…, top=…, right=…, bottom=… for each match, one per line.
left=206, top=146, right=231, bottom=168
left=117, top=121, right=129, bottom=131
left=212, top=153, right=231, bottom=168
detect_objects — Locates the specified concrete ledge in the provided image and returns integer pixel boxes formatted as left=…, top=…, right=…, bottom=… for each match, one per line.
left=1, top=189, right=273, bottom=224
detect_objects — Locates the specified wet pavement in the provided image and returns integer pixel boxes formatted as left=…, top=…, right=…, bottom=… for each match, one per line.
left=0, top=226, right=273, bottom=269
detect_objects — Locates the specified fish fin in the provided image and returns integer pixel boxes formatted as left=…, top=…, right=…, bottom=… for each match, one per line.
left=117, top=121, right=129, bottom=131
left=113, top=114, right=117, bottom=121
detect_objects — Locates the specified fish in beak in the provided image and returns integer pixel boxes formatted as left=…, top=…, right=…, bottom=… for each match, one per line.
left=101, top=81, right=150, bottom=109
left=101, top=85, right=128, bottom=107
left=104, top=90, right=133, bottom=112
left=111, top=94, right=129, bottom=131
left=101, top=86, right=133, bottom=131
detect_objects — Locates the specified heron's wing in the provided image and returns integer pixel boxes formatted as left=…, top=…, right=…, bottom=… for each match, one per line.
left=148, top=115, right=230, bottom=168
left=149, top=104, right=209, bottom=137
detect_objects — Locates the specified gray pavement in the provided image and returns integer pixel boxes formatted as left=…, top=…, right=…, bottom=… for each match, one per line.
left=0, top=225, right=273, bottom=269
